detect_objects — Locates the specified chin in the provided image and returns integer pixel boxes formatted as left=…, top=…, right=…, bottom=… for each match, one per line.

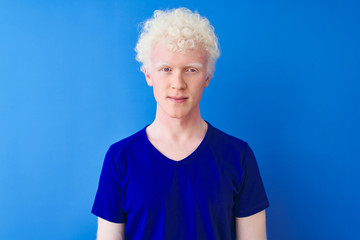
left=169, top=114, right=186, bottom=119
left=167, top=111, right=189, bottom=119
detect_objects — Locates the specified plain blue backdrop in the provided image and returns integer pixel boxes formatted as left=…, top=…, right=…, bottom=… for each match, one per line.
left=1, top=0, right=359, bottom=239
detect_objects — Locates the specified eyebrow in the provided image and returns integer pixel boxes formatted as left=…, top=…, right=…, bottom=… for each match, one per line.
left=154, top=62, right=170, bottom=69
left=185, top=63, right=204, bottom=69
left=154, top=62, right=204, bottom=69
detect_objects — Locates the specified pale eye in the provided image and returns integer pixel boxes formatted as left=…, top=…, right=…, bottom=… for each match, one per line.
left=187, top=68, right=198, bottom=73
left=161, top=67, right=171, bottom=72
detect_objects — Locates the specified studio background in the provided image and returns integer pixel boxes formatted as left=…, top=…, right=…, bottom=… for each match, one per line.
left=1, top=0, right=359, bottom=239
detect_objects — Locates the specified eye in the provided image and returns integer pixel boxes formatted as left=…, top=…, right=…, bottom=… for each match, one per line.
left=161, top=67, right=171, bottom=73
left=186, top=68, right=198, bottom=73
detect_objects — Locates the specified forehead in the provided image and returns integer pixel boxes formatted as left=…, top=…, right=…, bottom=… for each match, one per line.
left=150, top=42, right=208, bottom=66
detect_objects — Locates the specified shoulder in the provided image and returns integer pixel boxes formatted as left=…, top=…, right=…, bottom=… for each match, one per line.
left=206, top=123, right=258, bottom=183
left=107, top=126, right=146, bottom=159
left=206, top=123, right=256, bottom=170
left=207, top=123, right=250, bottom=152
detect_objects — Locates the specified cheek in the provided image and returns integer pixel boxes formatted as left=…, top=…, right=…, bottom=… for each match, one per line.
left=152, top=83, right=165, bottom=101
left=190, top=85, right=205, bottom=99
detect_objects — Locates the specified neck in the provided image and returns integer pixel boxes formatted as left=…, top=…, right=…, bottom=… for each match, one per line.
left=147, top=106, right=207, bottom=143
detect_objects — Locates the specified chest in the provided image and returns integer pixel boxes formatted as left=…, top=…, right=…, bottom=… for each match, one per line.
left=121, top=156, right=237, bottom=219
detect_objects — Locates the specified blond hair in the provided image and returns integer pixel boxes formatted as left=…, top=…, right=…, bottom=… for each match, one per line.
left=135, top=8, right=220, bottom=75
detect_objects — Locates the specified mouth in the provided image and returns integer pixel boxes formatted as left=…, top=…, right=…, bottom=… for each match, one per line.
left=168, top=96, right=188, bottom=103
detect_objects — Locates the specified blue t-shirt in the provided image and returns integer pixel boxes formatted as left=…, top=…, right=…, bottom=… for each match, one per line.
left=92, top=122, right=269, bottom=239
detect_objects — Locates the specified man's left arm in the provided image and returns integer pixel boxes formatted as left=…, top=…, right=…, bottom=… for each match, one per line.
left=235, top=210, right=267, bottom=240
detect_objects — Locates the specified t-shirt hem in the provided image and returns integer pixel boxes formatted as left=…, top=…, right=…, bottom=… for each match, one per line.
left=91, top=207, right=127, bottom=223
left=235, top=200, right=270, bottom=218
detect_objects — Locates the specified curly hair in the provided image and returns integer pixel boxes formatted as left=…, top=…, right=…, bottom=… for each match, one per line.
left=135, top=8, right=220, bottom=75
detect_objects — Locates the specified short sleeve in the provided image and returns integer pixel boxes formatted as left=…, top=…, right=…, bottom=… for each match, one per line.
left=234, top=143, right=269, bottom=217
left=91, top=146, right=127, bottom=223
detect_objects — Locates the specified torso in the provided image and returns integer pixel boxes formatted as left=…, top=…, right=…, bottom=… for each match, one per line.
left=92, top=122, right=269, bottom=240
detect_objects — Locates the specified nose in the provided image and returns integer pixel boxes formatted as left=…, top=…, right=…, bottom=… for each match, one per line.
left=171, top=72, right=187, bottom=90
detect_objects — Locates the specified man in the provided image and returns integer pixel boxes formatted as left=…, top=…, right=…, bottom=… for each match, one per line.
left=92, top=7, right=269, bottom=240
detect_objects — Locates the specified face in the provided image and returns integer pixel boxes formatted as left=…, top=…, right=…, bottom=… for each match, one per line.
left=144, top=42, right=211, bottom=120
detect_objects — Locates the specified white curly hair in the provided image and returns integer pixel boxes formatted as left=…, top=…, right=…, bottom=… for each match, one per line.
left=135, top=7, right=220, bottom=75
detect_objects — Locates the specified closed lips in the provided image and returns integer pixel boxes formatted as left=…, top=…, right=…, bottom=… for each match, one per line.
left=168, top=96, right=188, bottom=103
left=169, top=96, right=187, bottom=100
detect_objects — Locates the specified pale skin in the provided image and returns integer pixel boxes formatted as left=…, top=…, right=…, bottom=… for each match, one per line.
left=96, top=42, right=267, bottom=240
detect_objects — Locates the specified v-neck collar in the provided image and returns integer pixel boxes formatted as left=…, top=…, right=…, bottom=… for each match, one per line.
left=141, top=121, right=212, bottom=166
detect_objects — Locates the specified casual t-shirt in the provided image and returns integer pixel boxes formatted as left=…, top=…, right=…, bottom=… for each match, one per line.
left=92, top=122, right=269, bottom=240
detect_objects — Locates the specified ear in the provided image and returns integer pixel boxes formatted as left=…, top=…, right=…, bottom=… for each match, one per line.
left=204, top=74, right=212, bottom=88
left=144, top=69, right=153, bottom=87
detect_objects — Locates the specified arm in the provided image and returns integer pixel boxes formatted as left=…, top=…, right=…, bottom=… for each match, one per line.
left=96, top=217, right=125, bottom=240
left=235, top=210, right=267, bottom=240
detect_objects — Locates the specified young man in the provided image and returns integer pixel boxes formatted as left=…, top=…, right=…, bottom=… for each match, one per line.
left=92, top=8, right=269, bottom=240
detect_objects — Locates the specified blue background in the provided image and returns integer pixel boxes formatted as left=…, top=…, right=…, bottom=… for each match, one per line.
left=1, top=0, right=359, bottom=239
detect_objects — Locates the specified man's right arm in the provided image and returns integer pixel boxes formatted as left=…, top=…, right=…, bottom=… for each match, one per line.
left=96, top=217, right=125, bottom=240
